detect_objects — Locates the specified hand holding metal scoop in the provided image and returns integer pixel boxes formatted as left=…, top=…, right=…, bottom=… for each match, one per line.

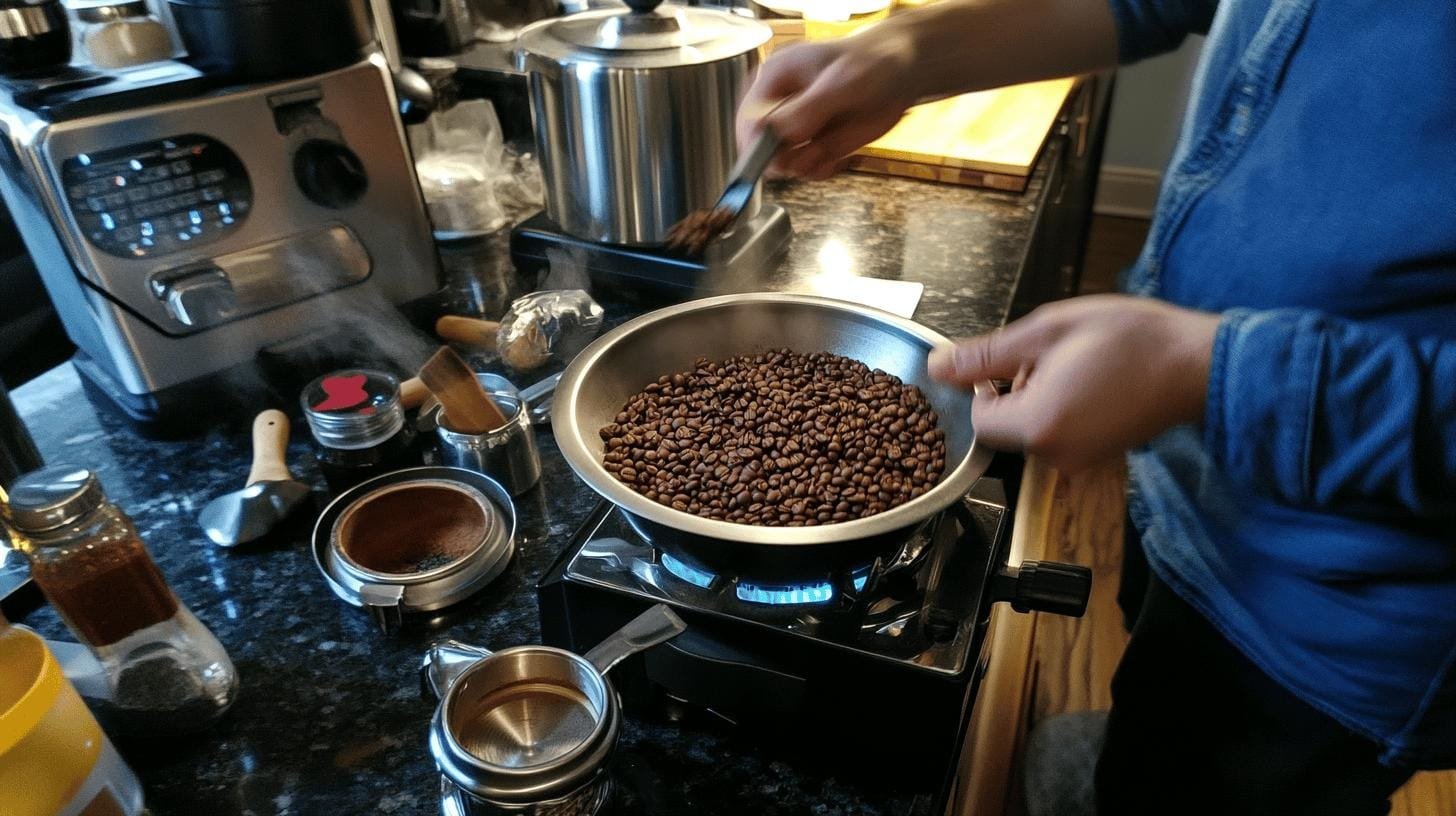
left=198, top=410, right=311, bottom=547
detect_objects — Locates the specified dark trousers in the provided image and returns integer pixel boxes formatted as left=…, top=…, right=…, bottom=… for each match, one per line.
left=1095, top=526, right=1415, bottom=816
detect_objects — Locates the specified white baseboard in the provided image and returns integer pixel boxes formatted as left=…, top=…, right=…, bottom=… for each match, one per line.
left=1094, top=165, right=1162, bottom=219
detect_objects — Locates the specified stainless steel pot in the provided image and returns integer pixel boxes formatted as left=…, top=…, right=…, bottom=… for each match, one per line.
left=551, top=294, right=995, bottom=572
left=515, top=0, right=771, bottom=245
left=423, top=604, right=687, bottom=815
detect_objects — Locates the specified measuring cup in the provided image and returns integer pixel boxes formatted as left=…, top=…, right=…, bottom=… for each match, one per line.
left=423, top=604, right=686, bottom=815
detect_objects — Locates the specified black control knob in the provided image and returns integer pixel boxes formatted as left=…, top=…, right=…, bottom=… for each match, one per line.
left=992, top=560, right=1093, bottom=617
left=293, top=139, right=368, bottom=209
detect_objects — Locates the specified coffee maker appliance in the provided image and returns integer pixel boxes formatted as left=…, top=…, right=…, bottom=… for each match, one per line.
left=0, top=2, right=441, bottom=431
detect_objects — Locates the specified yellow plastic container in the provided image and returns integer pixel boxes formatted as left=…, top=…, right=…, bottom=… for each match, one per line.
left=0, top=624, right=143, bottom=816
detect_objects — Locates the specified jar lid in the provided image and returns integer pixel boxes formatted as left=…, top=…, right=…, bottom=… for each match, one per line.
left=517, top=0, right=771, bottom=70
left=70, top=0, right=151, bottom=23
left=5, top=466, right=106, bottom=533
left=301, top=369, right=406, bottom=451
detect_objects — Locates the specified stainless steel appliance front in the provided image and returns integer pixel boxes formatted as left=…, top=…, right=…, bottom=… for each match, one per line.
left=0, top=55, right=440, bottom=403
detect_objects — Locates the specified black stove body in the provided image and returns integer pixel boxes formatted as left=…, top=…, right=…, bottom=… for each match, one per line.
left=510, top=205, right=793, bottom=297
left=539, top=477, right=1089, bottom=810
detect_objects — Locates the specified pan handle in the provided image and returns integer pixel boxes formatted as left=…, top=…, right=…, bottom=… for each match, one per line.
left=583, top=603, right=687, bottom=675
left=990, top=561, right=1092, bottom=617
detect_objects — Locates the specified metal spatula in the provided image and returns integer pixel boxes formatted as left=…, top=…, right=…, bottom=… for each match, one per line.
left=663, top=128, right=782, bottom=256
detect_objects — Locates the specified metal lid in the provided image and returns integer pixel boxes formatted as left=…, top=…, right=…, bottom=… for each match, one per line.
left=301, top=369, right=406, bottom=451
left=517, top=0, right=771, bottom=70
left=5, top=466, right=106, bottom=533
left=70, top=0, right=152, bottom=23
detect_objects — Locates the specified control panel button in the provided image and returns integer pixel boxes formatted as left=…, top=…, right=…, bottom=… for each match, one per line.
left=61, top=134, right=252, bottom=259
left=151, top=267, right=238, bottom=327
left=293, top=139, right=368, bottom=209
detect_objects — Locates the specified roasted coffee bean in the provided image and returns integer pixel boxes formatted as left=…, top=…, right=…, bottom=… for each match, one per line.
left=599, top=349, right=947, bottom=526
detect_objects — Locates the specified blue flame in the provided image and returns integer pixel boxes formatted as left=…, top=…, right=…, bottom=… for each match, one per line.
left=660, top=551, right=714, bottom=589
left=735, top=581, right=834, bottom=605
left=661, top=553, right=875, bottom=606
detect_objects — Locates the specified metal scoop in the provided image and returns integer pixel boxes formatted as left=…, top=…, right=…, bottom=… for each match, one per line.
left=199, top=410, right=311, bottom=547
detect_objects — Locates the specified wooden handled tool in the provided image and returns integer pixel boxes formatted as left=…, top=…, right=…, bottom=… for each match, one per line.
left=246, top=410, right=294, bottom=485
left=399, top=376, right=430, bottom=410
left=200, top=410, right=311, bottom=547
left=436, top=316, right=501, bottom=349
left=418, top=347, right=510, bottom=434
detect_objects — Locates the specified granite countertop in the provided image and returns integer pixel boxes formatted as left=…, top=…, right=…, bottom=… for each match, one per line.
left=10, top=168, right=1050, bottom=816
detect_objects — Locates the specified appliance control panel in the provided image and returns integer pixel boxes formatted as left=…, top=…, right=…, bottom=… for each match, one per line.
left=60, top=134, right=253, bottom=259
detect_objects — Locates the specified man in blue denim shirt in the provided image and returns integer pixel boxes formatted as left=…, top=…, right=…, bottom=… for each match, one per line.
left=740, top=0, right=1456, bottom=811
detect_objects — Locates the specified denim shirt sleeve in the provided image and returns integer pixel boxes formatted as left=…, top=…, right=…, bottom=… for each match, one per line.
left=1204, top=309, right=1456, bottom=519
left=1106, top=0, right=1221, bottom=63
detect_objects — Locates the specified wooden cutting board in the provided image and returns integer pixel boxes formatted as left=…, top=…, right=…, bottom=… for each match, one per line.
left=850, top=76, right=1077, bottom=191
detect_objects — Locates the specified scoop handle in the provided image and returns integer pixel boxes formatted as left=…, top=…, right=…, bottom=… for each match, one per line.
left=584, top=604, right=687, bottom=675
left=246, top=410, right=293, bottom=486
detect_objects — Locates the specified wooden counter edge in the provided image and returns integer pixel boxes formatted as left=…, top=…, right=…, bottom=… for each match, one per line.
left=951, top=456, right=1060, bottom=816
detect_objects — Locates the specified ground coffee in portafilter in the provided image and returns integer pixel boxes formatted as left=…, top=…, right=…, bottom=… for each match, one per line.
left=335, top=484, right=487, bottom=574
left=599, top=349, right=947, bottom=526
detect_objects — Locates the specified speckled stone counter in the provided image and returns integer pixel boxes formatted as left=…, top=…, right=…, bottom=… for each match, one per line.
left=10, top=165, right=1058, bottom=816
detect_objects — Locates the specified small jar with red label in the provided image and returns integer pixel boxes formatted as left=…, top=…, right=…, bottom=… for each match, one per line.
left=301, top=369, right=421, bottom=494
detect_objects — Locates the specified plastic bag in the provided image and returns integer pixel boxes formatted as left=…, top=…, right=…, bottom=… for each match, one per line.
left=411, top=99, right=543, bottom=237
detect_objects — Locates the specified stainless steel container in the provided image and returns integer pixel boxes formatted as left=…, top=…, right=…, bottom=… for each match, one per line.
left=423, top=605, right=687, bottom=815
left=515, top=0, right=771, bottom=245
left=433, top=374, right=543, bottom=495
left=312, top=467, right=517, bottom=632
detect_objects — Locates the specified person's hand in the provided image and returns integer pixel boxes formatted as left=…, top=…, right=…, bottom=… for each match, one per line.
left=737, top=32, right=918, bottom=180
left=927, top=295, right=1221, bottom=471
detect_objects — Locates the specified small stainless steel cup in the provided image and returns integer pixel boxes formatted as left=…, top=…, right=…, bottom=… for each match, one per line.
left=435, top=374, right=542, bottom=496
left=423, top=605, right=687, bottom=816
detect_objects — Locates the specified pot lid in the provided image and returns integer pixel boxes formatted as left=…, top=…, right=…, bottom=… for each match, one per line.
left=518, top=0, right=771, bottom=69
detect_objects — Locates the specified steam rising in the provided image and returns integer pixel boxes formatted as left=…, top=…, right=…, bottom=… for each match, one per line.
left=541, top=244, right=592, bottom=292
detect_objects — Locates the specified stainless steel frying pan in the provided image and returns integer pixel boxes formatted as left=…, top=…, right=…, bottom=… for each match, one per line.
left=552, top=293, right=994, bottom=570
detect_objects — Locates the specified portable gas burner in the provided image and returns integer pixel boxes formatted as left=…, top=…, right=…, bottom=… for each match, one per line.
left=509, top=205, right=793, bottom=296
left=539, top=477, right=1090, bottom=810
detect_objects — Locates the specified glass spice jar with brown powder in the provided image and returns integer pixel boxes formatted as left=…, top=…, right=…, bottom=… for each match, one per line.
left=3, top=466, right=238, bottom=737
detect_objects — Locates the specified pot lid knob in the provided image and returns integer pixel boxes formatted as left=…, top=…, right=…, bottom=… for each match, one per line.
left=522, top=0, right=772, bottom=62
left=593, top=1, right=690, bottom=50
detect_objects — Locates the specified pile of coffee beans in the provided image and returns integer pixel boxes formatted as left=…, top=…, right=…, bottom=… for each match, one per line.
left=599, top=349, right=947, bottom=526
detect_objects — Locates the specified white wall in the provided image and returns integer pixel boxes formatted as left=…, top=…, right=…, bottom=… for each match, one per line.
left=1095, top=39, right=1204, bottom=218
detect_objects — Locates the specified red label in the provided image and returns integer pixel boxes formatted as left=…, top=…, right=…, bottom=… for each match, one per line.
left=312, top=374, right=375, bottom=414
